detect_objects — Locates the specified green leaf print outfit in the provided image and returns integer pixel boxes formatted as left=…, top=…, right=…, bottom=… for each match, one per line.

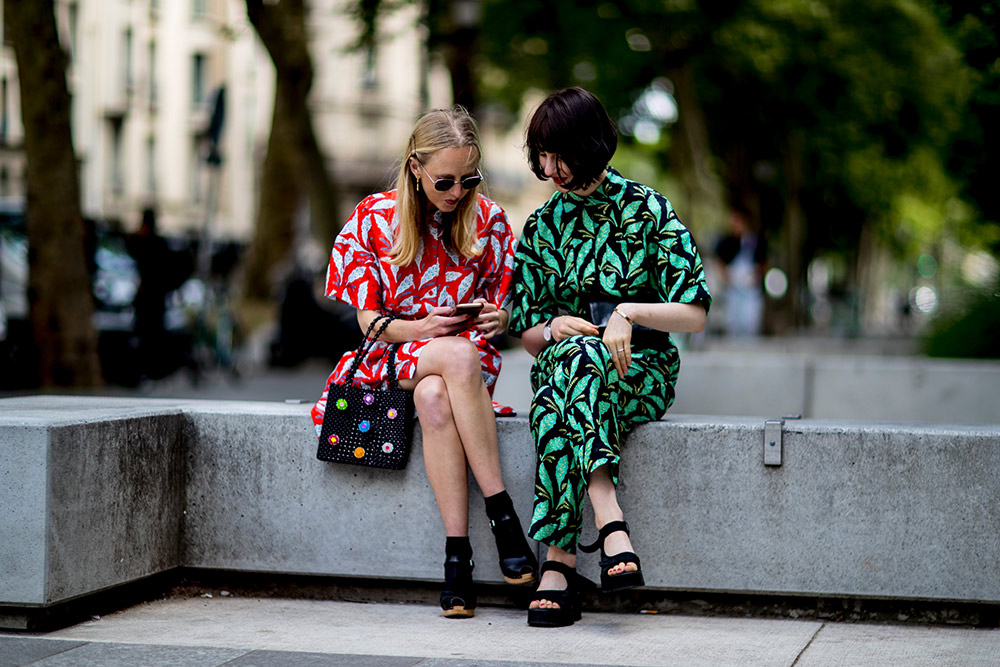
left=509, top=168, right=711, bottom=553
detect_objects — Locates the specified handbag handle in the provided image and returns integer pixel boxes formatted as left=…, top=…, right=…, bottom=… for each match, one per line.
left=342, top=314, right=398, bottom=386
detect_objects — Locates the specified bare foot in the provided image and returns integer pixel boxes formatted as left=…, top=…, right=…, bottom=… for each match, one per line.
left=528, top=568, right=568, bottom=609
left=602, top=528, right=639, bottom=576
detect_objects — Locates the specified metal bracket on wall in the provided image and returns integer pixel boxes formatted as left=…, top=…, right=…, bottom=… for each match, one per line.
left=763, top=419, right=784, bottom=467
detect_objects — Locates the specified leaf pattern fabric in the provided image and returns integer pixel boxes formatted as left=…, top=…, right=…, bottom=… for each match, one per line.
left=311, top=190, right=516, bottom=430
left=509, top=168, right=711, bottom=552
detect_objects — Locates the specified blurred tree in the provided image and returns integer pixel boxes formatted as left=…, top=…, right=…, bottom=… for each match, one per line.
left=937, top=0, right=1000, bottom=254
left=475, top=0, right=978, bottom=331
left=4, top=0, right=103, bottom=387
left=243, top=0, right=340, bottom=301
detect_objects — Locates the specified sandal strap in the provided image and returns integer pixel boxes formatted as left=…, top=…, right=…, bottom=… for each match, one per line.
left=578, top=520, right=631, bottom=554
left=538, top=560, right=576, bottom=579
left=599, top=550, right=641, bottom=569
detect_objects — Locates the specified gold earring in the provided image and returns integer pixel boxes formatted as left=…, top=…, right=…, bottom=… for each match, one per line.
left=415, top=176, right=420, bottom=193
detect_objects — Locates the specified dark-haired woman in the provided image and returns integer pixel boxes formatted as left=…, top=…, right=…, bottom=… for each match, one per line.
left=312, top=107, right=537, bottom=618
left=508, top=88, right=711, bottom=627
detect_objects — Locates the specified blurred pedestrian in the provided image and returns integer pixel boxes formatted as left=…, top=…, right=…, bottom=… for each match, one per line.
left=714, top=208, right=767, bottom=336
left=311, top=107, right=537, bottom=618
left=509, top=88, right=711, bottom=627
left=126, top=206, right=171, bottom=379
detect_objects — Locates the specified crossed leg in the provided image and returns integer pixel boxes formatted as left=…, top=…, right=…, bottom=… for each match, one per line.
left=399, top=336, right=506, bottom=531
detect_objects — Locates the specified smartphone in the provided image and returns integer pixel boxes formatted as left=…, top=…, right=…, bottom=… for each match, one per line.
left=453, top=303, right=484, bottom=318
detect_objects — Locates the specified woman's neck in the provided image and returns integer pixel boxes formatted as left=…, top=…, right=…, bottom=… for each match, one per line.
left=571, top=170, right=607, bottom=197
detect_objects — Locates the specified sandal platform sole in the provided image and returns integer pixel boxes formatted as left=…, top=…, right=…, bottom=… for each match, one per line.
left=503, top=571, right=537, bottom=585
left=601, top=569, right=645, bottom=593
left=527, top=607, right=579, bottom=627
left=443, top=606, right=475, bottom=619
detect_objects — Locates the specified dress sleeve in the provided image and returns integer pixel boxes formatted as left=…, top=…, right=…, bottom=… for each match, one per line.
left=474, top=199, right=517, bottom=311
left=508, top=211, right=555, bottom=335
left=324, top=195, right=386, bottom=311
left=653, top=209, right=713, bottom=311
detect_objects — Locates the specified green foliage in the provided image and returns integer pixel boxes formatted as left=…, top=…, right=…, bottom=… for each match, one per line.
left=924, top=283, right=1000, bottom=359
left=474, top=0, right=993, bottom=272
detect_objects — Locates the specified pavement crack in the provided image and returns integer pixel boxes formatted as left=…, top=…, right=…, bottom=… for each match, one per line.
left=791, top=621, right=826, bottom=666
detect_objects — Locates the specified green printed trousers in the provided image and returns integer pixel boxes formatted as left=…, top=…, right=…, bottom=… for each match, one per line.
left=526, top=336, right=674, bottom=553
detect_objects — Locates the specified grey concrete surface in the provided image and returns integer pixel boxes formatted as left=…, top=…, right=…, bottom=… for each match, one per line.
left=14, top=342, right=996, bottom=425
left=3, top=394, right=999, bottom=628
left=0, top=402, right=189, bottom=606
left=3, top=596, right=1000, bottom=666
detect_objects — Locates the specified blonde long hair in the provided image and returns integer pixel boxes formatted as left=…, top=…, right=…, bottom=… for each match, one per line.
left=389, top=107, right=485, bottom=266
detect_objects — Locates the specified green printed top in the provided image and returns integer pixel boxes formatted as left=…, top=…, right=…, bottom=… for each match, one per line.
left=509, top=167, right=711, bottom=416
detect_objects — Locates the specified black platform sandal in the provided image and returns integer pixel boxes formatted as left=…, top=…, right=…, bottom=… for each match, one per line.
left=489, top=509, right=539, bottom=585
left=441, top=554, right=476, bottom=619
left=527, top=561, right=582, bottom=628
left=578, top=520, right=644, bottom=592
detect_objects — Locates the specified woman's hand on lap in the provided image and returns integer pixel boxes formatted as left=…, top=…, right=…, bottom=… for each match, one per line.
left=602, top=313, right=633, bottom=380
left=553, top=316, right=599, bottom=342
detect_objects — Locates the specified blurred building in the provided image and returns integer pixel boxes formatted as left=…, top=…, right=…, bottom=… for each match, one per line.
left=0, top=0, right=465, bottom=240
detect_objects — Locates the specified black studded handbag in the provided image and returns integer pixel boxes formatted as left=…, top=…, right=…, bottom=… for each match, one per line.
left=317, top=314, right=414, bottom=469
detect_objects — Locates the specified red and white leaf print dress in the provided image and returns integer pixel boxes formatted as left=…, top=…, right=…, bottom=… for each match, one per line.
left=311, top=190, right=516, bottom=430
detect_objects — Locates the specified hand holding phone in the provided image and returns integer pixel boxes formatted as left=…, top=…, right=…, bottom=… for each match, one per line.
left=453, top=303, right=484, bottom=318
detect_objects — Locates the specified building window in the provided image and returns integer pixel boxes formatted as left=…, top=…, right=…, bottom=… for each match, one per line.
left=191, top=135, right=202, bottom=202
left=1, top=78, right=7, bottom=145
left=109, top=118, right=124, bottom=195
left=149, top=40, right=157, bottom=109
left=68, top=2, right=79, bottom=60
left=146, top=136, right=156, bottom=196
left=123, top=28, right=134, bottom=96
left=192, top=53, right=206, bottom=106
left=193, top=0, right=208, bottom=16
left=362, top=46, right=377, bottom=90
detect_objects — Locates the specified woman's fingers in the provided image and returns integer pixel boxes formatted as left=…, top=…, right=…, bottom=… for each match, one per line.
left=603, top=318, right=632, bottom=379
left=555, top=316, right=598, bottom=340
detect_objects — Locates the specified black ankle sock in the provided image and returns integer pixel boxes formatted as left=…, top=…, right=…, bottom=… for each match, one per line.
left=484, top=490, right=515, bottom=520
left=445, top=536, right=473, bottom=560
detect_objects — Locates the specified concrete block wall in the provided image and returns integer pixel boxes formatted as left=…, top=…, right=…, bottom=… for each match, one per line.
left=0, top=400, right=186, bottom=615
left=2, top=396, right=998, bottom=629
left=671, top=352, right=1000, bottom=424
left=181, top=407, right=536, bottom=584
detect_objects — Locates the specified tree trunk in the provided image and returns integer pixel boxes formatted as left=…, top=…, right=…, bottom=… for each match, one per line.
left=5, top=0, right=103, bottom=387
left=243, top=0, right=339, bottom=300
left=242, top=83, right=305, bottom=300
left=782, top=133, right=806, bottom=329
left=665, top=65, right=725, bottom=232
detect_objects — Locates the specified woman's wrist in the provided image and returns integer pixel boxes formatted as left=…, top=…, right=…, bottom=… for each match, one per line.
left=612, top=305, right=634, bottom=326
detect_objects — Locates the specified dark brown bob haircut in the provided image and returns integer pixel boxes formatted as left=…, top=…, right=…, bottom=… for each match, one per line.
left=526, top=87, right=618, bottom=192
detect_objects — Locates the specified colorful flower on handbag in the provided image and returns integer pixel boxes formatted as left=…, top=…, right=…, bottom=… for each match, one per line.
left=336, top=398, right=348, bottom=410
left=363, top=393, right=375, bottom=405
left=328, top=434, right=340, bottom=445
left=382, top=442, right=394, bottom=453
left=354, top=447, right=365, bottom=459
left=358, top=420, right=371, bottom=432
left=386, top=408, right=398, bottom=419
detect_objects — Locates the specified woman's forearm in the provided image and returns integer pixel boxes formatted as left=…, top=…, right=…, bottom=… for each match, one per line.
left=613, top=302, right=707, bottom=334
left=356, top=309, right=427, bottom=343
left=522, top=323, right=547, bottom=357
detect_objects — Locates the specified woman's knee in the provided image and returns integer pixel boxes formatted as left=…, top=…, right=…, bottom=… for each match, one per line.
left=413, top=376, right=453, bottom=429
left=431, top=337, right=483, bottom=383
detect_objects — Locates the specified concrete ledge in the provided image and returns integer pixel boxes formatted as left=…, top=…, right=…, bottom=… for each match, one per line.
left=2, top=396, right=998, bottom=629
left=671, top=352, right=1000, bottom=424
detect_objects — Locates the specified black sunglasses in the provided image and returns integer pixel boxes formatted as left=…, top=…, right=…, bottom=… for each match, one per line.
left=419, top=163, right=483, bottom=192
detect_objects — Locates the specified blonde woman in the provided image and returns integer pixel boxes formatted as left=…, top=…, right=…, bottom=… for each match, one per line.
left=311, top=107, right=537, bottom=618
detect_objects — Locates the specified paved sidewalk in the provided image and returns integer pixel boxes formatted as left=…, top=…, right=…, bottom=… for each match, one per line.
left=3, top=596, right=999, bottom=666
